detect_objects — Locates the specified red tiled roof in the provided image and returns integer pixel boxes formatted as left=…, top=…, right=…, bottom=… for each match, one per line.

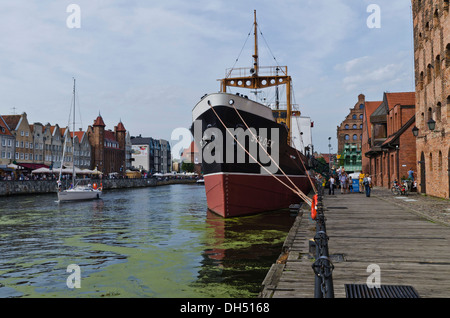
left=104, top=130, right=117, bottom=142
left=385, top=92, right=415, bottom=109
left=0, top=116, right=13, bottom=136
left=93, top=115, right=106, bottom=127
left=2, top=115, right=21, bottom=130
left=71, top=131, right=85, bottom=141
left=116, top=121, right=126, bottom=132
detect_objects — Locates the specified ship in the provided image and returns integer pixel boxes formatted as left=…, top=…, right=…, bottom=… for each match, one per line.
left=191, top=11, right=313, bottom=218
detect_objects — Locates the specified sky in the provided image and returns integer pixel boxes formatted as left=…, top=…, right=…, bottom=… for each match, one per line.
left=0, top=0, right=415, bottom=156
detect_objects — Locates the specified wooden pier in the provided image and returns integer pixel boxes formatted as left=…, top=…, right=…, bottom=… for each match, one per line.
left=260, top=190, right=450, bottom=298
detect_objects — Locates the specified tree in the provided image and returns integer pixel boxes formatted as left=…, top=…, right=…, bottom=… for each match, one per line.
left=181, top=161, right=194, bottom=173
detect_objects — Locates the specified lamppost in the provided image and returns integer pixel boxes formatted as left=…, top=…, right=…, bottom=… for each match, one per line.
left=328, top=137, right=332, bottom=170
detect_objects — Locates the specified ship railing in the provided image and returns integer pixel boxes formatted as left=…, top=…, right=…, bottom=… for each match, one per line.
left=224, top=65, right=288, bottom=79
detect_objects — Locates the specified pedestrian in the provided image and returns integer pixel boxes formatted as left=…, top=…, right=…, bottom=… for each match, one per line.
left=359, top=172, right=364, bottom=193
left=363, top=174, right=372, bottom=197
left=348, top=176, right=353, bottom=193
left=329, top=175, right=335, bottom=195
left=340, top=173, right=347, bottom=194
left=408, top=168, right=414, bottom=182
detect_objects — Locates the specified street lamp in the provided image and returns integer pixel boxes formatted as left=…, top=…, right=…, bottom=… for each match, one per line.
left=412, top=126, right=419, bottom=137
left=427, top=118, right=436, bottom=131
left=328, top=137, right=332, bottom=169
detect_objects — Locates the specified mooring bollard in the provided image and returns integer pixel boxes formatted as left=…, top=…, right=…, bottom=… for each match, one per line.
left=312, top=183, right=335, bottom=298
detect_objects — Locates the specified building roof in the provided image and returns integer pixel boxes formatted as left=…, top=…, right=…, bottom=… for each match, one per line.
left=385, top=92, right=415, bottom=109
left=131, top=136, right=154, bottom=145
left=381, top=115, right=416, bottom=148
left=0, top=116, right=13, bottom=136
left=1, top=115, right=21, bottom=131
left=93, top=115, right=106, bottom=127
left=71, top=131, right=85, bottom=142
left=116, top=121, right=126, bottom=132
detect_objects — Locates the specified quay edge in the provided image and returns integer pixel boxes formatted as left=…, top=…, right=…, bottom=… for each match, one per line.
left=0, top=178, right=197, bottom=196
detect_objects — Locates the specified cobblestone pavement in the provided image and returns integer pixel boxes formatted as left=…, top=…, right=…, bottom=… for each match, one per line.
left=327, top=186, right=450, bottom=227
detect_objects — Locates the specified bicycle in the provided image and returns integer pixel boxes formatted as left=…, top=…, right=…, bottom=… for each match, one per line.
left=391, top=180, right=409, bottom=196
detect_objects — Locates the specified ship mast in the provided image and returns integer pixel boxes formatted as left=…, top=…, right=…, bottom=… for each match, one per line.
left=220, top=10, right=293, bottom=145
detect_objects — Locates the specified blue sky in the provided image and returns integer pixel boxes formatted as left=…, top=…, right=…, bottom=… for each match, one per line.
left=0, top=0, right=415, bottom=154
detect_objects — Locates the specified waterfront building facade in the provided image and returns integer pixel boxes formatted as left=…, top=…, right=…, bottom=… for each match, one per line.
left=86, top=115, right=127, bottom=175
left=363, top=92, right=416, bottom=188
left=0, top=116, right=15, bottom=166
left=336, top=94, right=365, bottom=172
left=30, top=123, right=45, bottom=165
left=71, top=130, right=91, bottom=169
left=411, top=0, right=450, bottom=198
left=131, top=136, right=171, bottom=174
left=2, top=113, right=34, bottom=166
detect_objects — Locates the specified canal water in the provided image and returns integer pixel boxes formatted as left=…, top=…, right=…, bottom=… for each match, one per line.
left=0, top=183, right=297, bottom=298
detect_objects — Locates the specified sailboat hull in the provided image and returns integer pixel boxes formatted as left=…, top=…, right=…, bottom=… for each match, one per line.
left=58, top=188, right=102, bottom=201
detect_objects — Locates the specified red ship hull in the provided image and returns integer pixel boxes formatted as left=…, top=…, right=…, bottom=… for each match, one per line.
left=204, top=172, right=312, bottom=218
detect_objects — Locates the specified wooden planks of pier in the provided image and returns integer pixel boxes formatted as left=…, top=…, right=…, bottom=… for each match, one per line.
left=260, top=192, right=450, bottom=298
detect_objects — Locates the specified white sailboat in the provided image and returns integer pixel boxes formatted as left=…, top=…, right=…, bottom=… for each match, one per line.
left=57, top=78, right=102, bottom=202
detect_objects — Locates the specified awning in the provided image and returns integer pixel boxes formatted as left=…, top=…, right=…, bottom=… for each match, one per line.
left=18, top=163, right=49, bottom=170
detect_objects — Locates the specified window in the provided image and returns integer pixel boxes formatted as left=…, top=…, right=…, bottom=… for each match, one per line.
left=437, top=102, right=442, bottom=122
left=419, top=71, right=424, bottom=89
left=446, top=44, right=450, bottom=67
left=429, top=153, right=433, bottom=171
left=427, top=64, right=432, bottom=84
left=359, top=104, right=364, bottom=109
left=435, top=55, right=441, bottom=77
left=353, top=124, right=357, bottom=129
left=359, top=114, right=363, bottom=119
left=352, top=114, right=357, bottom=119
left=345, top=134, right=349, bottom=140
left=345, top=124, right=349, bottom=129
left=445, top=0, right=449, bottom=13
left=353, top=134, right=357, bottom=141
left=438, top=151, right=443, bottom=170
left=360, top=124, right=363, bottom=129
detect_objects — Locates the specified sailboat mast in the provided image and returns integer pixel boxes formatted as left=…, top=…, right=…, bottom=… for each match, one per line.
left=72, top=78, right=76, bottom=184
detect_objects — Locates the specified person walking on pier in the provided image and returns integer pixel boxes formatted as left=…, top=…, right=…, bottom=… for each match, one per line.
left=329, top=175, right=335, bottom=195
left=363, top=174, right=372, bottom=197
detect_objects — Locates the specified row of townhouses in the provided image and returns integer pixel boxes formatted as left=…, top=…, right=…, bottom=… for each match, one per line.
left=0, top=112, right=171, bottom=176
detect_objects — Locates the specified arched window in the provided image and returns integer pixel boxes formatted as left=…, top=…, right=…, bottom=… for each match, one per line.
left=429, top=152, right=433, bottom=171
left=436, top=102, right=442, bottom=122
left=359, top=104, right=364, bottom=109
left=419, top=71, right=424, bottom=89
left=434, top=9, right=439, bottom=26
left=352, top=114, right=357, bottom=120
left=353, top=134, right=357, bottom=141
left=427, top=64, right=433, bottom=83
left=446, top=44, right=450, bottom=67
left=359, top=114, right=363, bottom=119
left=360, top=124, right=363, bottom=129
left=345, top=124, right=349, bottom=129
left=345, top=134, right=349, bottom=140
left=435, top=55, right=441, bottom=77
left=438, top=151, right=443, bottom=171
left=353, top=124, right=357, bottom=129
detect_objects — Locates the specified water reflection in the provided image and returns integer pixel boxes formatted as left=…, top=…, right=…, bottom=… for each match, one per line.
left=0, top=184, right=296, bottom=298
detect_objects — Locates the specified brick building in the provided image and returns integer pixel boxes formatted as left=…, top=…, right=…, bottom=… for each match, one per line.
left=411, top=0, right=450, bottom=198
left=361, top=100, right=382, bottom=174
left=364, top=92, right=416, bottom=188
left=87, top=115, right=127, bottom=175
left=336, top=94, right=365, bottom=172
